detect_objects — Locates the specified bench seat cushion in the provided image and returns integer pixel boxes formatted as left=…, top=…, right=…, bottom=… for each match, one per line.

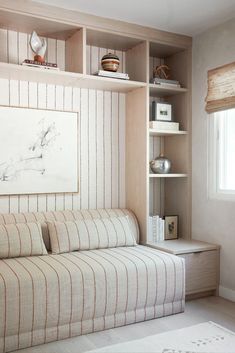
left=0, top=245, right=184, bottom=353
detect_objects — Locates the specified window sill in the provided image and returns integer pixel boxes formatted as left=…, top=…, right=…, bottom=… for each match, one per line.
left=209, top=190, right=235, bottom=202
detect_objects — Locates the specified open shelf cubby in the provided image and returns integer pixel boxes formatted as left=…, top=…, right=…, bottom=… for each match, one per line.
left=86, top=28, right=148, bottom=83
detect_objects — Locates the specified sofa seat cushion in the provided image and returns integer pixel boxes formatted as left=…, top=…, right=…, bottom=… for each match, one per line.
left=0, top=245, right=184, bottom=353
left=47, top=215, right=137, bottom=254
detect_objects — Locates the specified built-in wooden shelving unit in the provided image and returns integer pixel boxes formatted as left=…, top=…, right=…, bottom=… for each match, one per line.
left=0, top=0, right=192, bottom=245
left=147, top=37, right=192, bottom=243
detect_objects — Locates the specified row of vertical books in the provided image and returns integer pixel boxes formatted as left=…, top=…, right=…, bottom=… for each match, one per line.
left=148, top=215, right=165, bottom=243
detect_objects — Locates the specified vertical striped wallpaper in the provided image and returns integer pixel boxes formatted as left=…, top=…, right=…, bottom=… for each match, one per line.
left=0, top=29, right=126, bottom=214
left=149, top=57, right=164, bottom=81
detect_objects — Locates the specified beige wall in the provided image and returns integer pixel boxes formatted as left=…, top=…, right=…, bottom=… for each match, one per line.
left=192, top=18, right=235, bottom=300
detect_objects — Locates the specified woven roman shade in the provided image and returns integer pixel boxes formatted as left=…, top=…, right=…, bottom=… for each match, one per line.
left=205, top=61, right=235, bottom=113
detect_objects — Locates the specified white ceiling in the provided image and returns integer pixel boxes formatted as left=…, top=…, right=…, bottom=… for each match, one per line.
left=34, top=0, right=235, bottom=36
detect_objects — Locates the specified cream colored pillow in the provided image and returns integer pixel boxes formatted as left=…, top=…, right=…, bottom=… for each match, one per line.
left=0, top=222, right=47, bottom=259
left=47, top=215, right=137, bottom=254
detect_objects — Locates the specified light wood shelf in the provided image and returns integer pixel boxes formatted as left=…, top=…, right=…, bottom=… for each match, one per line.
left=149, top=83, right=188, bottom=97
left=149, top=129, right=187, bottom=136
left=0, top=62, right=146, bottom=92
left=147, top=239, right=220, bottom=255
left=149, top=173, right=187, bottom=178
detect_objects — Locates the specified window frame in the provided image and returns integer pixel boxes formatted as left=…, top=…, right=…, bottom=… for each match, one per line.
left=208, top=110, right=235, bottom=201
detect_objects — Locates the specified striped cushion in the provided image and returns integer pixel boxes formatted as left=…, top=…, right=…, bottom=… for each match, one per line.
left=48, top=215, right=137, bottom=254
left=0, top=245, right=185, bottom=353
left=0, top=222, right=47, bottom=258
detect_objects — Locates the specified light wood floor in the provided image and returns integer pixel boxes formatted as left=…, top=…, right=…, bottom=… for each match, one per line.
left=18, top=296, right=235, bottom=353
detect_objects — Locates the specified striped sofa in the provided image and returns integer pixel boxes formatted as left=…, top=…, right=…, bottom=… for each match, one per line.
left=0, top=208, right=185, bottom=353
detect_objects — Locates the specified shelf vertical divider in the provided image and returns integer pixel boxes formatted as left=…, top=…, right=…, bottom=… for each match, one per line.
left=126, top=40, right=149, bottom=244
left=126, top=86, right=149, bottom=244
left=126, top=40, right=149, bottom=83
left=65, top=27, right=86, bottom=74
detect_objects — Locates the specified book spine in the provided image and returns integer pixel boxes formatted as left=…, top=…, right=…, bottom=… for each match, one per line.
left=160, top=218, right=164, bottom=242
left=22, top=59, right=58, bottom=68
left=148, top=216, right=153, bottom=243
left=162, top=219, right=165, bottom=241
left=159, top=218, right=162, bottom=242
left=157, top=83, right=181, bottom=88
left=151, top=78, right=180, bottom=85
left=152, top=101, right=156, bottom=121
left=153, top=215, right=158, bottom=243
left=157, top=216, right=160, bottom=243
left=97, top=70, right=129, bottom=79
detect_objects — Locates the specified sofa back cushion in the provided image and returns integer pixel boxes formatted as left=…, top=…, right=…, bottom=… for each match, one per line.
left=0, top=222, right=47, bottom=259
left=48, top=215, right=137, bottom=254
left=0, top=209, right=139, bottom=250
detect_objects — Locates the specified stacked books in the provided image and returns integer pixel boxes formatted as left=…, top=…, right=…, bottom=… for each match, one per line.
left=148, top=215, right=165, bottom=243
left=22, top=59, right=59, bottom=70
left=94, top=70, right=129, bottom=80
left=149, top=120, right=179, bottom=131
left=150, top=78, right=181, bottom=88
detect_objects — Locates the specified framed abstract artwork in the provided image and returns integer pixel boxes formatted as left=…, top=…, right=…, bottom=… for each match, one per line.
left=0, top=106, right=78, bottom=195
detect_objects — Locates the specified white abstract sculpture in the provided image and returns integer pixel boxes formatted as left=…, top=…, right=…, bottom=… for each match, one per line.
left=30, top=31, right=47, bottom=62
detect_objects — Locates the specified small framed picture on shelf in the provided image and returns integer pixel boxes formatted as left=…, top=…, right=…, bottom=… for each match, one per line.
left=164, top=215, right=178, bottom=240
left=152, top=101, right=172, bottom=122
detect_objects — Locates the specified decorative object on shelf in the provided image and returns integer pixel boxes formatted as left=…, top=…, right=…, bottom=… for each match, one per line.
left=30, top=31, right=47, bottom=63
left=0, top=106, right=78, bottom=195
left=164, top=215, right=178, bottom=240
left=94, top=70, right=129, bottom=80
left=151, top=64, right=182, bottom=87
left=150, top=153, right=171, bottom=174
left=22, top=31, right=59, bottom=70
left=149, top=121, right=179, bottom=131
left=153, top=64, right=170, bottom=79
left=152, top=101, right=172, bottom=121
left=101, top=52, right=120, bottom=72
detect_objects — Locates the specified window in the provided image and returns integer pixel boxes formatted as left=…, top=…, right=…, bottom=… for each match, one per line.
left=209, top=108, right=235, bottom=200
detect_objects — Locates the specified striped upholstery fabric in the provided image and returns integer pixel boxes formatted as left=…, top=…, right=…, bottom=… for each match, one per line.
left=0, top=222, right=47, bottom=259
left=48, top=216, right=137, bottom=254
left=0, top=246, right=185, bottom=353
left=0, top=209, right=139, bottom=250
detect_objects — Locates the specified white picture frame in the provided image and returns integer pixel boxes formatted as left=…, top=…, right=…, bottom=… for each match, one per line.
left=156, top=102, right=172, bottom=121
left=164, top=215, right=178, bottom=240
left=0, top=106, right=78, bottom=195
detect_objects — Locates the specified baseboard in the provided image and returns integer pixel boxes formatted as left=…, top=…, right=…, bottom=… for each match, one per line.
left=219, top=285, right=235, bottom=302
